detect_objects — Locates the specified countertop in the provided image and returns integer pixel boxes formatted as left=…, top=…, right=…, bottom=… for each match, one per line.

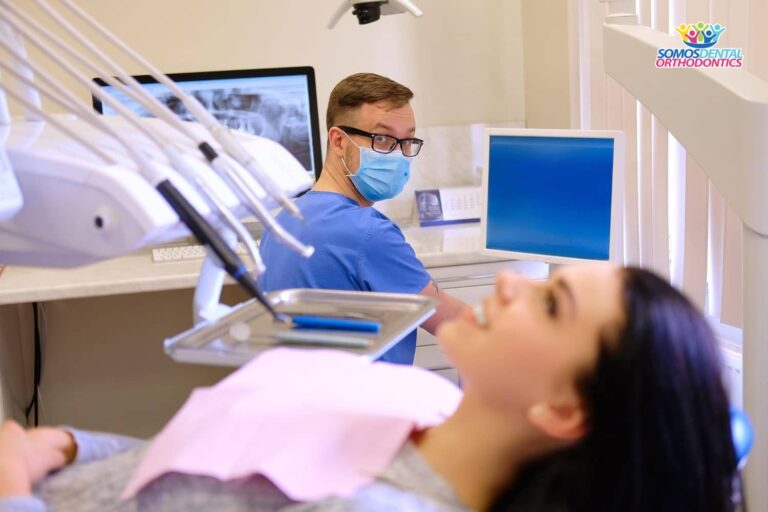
left=0, top=222, right=514, bottom=305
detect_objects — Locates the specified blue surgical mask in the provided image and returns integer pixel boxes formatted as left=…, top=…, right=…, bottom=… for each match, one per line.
left=341, top=136, right=411, bottom=202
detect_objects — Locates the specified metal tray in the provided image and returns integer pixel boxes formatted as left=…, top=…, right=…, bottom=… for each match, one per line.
left=165, top=289, right=437, bottom=366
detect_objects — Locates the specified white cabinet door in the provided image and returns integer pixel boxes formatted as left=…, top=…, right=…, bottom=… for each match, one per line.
left=414, top=343, right=452, bottom=369
left=432, top=368, right=460, bottom=386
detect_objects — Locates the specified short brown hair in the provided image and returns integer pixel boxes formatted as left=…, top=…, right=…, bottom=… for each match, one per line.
left=325, top=73, right=413, bottom=132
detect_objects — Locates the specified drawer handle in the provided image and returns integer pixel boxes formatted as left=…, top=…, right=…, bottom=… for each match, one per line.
left=434, top=273, right=496, bottom=285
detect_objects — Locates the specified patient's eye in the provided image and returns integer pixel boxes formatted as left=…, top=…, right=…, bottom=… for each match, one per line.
left=545, top=290, right=558, bottom=318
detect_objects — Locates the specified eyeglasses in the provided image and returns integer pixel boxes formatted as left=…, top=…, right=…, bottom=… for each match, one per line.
left=337, top=126, right=424, bottom=157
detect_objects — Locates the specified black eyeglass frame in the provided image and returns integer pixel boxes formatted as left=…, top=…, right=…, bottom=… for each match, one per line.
left=337, top=125, right=424, bottom=157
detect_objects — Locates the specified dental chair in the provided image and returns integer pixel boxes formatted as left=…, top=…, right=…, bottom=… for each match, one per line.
left=732, top=408, right=754, bottom=511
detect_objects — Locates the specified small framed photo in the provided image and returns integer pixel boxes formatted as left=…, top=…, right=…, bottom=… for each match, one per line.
left=415, top=189, right=443, bottom=223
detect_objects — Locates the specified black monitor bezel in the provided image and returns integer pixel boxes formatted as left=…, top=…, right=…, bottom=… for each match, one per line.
left=92, top=66, right=323, bottom=180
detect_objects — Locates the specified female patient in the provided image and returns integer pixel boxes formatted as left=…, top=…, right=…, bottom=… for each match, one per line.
left=0, top=264, right=738, bottom=511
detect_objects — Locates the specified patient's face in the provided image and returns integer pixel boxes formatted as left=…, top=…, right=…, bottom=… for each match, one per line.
left=437, top=263, right=623, bottom=415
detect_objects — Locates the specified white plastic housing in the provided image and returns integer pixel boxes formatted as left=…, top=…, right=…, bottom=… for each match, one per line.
left=0, top=115, right=312, bottom=267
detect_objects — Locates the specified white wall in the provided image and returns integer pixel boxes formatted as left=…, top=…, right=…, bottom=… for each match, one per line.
left=5, top=0, right=525, bottom=131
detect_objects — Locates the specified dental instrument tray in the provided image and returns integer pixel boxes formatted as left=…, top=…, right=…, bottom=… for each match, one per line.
left=164, top=289, right=437, bottom=367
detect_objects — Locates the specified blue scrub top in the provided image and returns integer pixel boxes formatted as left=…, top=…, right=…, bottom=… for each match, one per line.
left=259, top=191, right=432, bottom=364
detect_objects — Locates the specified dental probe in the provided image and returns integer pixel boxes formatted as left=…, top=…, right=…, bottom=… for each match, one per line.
left=274, top=331, right=372, bottom=348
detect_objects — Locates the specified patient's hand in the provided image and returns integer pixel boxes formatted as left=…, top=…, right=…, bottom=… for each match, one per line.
left=0, top=420, right=76, bottom=497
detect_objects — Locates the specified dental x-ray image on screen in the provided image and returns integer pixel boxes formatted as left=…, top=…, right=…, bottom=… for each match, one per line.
left=93, top=67, right=323, bottom=179
left=481, top=128, right=624, bottom=265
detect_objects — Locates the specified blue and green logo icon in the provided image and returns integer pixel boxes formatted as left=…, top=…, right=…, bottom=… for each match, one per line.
left=675, top=22, right=726, bottom=49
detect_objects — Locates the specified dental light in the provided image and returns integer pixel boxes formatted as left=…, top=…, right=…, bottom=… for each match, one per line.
left=0, top=0, right=316, bottom=321
left=327, top=0, right=423, bottom=29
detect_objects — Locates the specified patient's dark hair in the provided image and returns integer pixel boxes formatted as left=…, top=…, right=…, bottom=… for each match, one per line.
left=490, top=267, right=738, bottom=512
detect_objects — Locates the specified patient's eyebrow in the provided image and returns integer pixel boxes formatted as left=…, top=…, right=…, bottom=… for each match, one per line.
left=555, top=277, right=577, bottom=317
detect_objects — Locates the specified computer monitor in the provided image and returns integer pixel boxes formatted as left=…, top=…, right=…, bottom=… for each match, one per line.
left=92, top=67, right=323, bottom=180
left=481, top=128, right=624, bottom=264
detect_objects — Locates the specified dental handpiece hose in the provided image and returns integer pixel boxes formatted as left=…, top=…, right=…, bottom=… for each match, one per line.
left=155, top=180, right=287, bottom=322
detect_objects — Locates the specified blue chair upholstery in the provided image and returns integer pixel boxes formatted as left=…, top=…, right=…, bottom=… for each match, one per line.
left=731, top=408, right=754, bottom=467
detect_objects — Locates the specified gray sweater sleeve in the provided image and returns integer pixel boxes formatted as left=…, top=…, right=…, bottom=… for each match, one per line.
left=67, top=429, right=144, bottom=464
left=0, top=497, right=47, bottom=512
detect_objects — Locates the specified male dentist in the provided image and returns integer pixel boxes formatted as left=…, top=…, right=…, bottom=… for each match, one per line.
left=259, top=73, right=468, bottom=364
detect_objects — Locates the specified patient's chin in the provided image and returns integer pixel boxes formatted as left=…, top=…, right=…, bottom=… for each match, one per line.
left=435, top=317, right=466, bottom=344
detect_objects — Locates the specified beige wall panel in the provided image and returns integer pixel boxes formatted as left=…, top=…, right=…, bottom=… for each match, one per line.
left=521, top=0, right=571, bottom=128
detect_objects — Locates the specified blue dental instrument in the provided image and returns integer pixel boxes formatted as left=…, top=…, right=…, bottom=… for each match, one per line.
left=290, top=315, right=381, bottom=333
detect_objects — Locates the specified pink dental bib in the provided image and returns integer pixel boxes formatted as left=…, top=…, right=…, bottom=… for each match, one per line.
left=122, top=348, right=462, bottom=500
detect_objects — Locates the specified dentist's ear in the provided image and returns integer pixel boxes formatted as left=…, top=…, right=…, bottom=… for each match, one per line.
left=328, top=127, right=346, bottom=157
left=527, top=401, right=587, bottom=441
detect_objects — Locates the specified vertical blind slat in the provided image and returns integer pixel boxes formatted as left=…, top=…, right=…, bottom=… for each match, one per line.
left=634, top=1, right=652, bottom=269
left=652, top=0, right=670, bottom=32
left=606, top=77, right=625, bottom=263
left=721, top=207, right=743, bottom=327
left=667, top=0, right=686, bottom=287
left=651, top=118, right=671, bottom=277
left=668, top=133, right=686, bottom=287
left=681, top=158, right=709, bottom=311
left=639, top=0, right=652, bottom=26
left=638, top=106, right=654, bottom=267
left=622, top=91, right=640, bottom=265
left=708, top=184, right=725, bottom=318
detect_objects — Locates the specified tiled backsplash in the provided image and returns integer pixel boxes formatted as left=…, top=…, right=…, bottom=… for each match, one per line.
left=373, top=121, right=524, bottom=221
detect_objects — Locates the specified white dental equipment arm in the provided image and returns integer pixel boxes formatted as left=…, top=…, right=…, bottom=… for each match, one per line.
left=0, top=0, right=315, bottom=320
left=601, top=11, right=768, bottom=510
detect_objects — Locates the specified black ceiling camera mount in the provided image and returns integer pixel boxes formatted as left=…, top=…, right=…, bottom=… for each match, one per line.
left=327, top=1, right=423, bottom=29
left=352, top=2, right=383, bottom=24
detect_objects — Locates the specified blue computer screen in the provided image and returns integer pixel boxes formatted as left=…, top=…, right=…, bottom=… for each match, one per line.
left=486, top=135, right=615, bottom=260
left=94, top=69, right=321, bottom=178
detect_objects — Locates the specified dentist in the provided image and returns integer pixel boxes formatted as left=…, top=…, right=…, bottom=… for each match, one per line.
left=259, top=73, right=468, bottom=364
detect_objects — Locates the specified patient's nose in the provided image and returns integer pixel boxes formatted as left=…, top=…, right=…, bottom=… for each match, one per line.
left=496, top=271, right=524, bottom=304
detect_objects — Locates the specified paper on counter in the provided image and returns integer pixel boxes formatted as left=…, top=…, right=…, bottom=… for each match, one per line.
left=122, top=347, right=462, bottom=501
